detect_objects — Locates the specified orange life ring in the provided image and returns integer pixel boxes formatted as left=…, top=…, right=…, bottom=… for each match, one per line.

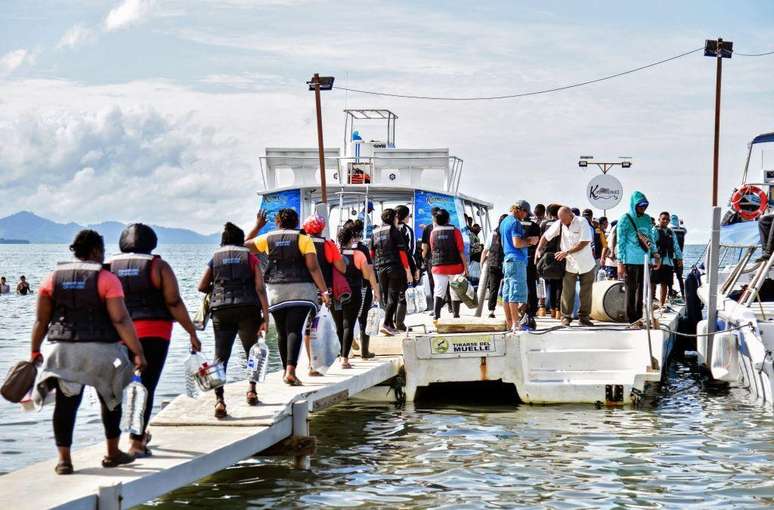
left=731, top=184, right=768, bottom=220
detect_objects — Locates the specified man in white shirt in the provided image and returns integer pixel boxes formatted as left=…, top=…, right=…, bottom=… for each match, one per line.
left=535, top=207, right=596, bottom=327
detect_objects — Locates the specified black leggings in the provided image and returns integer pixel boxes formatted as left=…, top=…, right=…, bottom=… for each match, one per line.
left=129, top=338, right=169, bottom=440
left=52, top=379, right=121, bottom=448
left=333, top=290, right=363, bottom=358
left=358, top=286, right=373, bottom=341
left=212, top=305, right=262, bottom=398
left=487, top=269, right=503, bottom=311
left=272, top=305, right=313, bottom=369
left=379, top=267, right=406, bottom=328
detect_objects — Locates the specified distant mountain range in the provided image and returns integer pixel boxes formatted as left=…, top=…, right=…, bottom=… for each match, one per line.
left=0, top=211, right=220, bottom=244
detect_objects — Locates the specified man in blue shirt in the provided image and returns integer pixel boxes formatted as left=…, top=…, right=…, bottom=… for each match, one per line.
left=500, top=201, right=539, bottom=331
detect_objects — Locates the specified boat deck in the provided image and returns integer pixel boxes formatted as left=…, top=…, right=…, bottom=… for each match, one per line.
left=0, top=357, right=401, bottom=510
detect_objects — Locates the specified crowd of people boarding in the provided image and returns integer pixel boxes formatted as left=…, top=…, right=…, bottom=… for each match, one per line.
left=20, top=190, right=687, bottom=474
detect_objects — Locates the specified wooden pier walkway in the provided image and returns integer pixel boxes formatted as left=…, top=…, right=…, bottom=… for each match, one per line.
left=0, top=356, right=401, bottom=510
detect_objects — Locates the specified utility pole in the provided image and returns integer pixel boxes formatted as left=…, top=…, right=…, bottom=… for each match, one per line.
left=705, top=38, right=733, bottom=207
left=307, top=74, right=335, bottom=205
left=703, top=38, right=732, bottom=366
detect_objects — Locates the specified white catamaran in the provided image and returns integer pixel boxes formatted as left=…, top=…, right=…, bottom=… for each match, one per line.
left=257, top=109, right=681, bottom=406
left=697, top=131, right=774, bottom=406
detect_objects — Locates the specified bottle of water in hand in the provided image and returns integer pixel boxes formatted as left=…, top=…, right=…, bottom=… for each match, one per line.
left=247, top=336, right=270, bottom=383
left=120, top=372, right=148, bottom=436
left=405, top=286, right=418, bottom=315
left=365, top=305, right=384, bottom=336
left=185, top=351, right=206, bottom=398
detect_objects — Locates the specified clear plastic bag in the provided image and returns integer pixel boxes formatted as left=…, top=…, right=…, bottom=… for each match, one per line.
left=405, top=286, right=418, bottom=315
left=414, top=284, right=428, bottom=312
left=365, top=305, right=384, bottom=336
left=310, top=307, right=339, bottom=375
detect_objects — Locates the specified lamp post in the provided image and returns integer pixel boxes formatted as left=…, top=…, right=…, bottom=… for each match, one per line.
left=307, top=74, right=335, bottom=205
left=703, top=38, right=732, bottom=365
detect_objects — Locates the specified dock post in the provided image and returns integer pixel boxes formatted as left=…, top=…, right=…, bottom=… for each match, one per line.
left=292, top=400, right=311, bottom=470
left=98, top=483, right=122, bottom=510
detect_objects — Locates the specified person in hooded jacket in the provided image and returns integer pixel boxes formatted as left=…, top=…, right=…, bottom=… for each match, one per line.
left=109, top=224, right=201, bottom=456
left=198, top=222, right=270, bottom=418
left=336, top=224, right=381, bottom=368
left=616, top=191, right=659, bottom=324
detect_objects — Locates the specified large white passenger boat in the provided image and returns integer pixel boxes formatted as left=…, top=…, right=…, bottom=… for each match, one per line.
left=697, top=132, right=774, bottom=406
left=258, top=109, right=679, bottom=406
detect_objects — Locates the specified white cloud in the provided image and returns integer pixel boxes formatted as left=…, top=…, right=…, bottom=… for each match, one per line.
left=0, top=49, right=31, bottom=76
left=104, top=0, right=156, bottom=32
left=57, top=24, right=97, bottom=49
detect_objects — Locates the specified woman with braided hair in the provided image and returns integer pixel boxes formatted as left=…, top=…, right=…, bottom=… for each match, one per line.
left=246, top=208, right=329, bottom=386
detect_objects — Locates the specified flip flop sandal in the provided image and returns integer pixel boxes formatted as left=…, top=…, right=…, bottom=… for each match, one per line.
left=101, top=451, right=135, bottom=468
left=246, top=390, right=260, bottom=406
left=341, top=362, right=353, bottom=369
left=283, top=376, right=303, bottom=387
left=55, top=461, right=73, bottom=475
left=308, top=370, right=324, bottom=377
left=214, top=401, right=228, bottom=419
left=130, top=446, right=152, bottom=459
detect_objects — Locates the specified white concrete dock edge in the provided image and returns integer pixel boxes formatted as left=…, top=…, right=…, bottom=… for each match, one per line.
left=0, top=357, right=401, bottom=510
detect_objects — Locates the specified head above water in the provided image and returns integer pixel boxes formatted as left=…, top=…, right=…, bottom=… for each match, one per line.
left=1, top=277, right=5, bottom=284
left=558, top=206, right=574, bottom=226
left=275, top=208, right=299, bottom=230
left=119, top=223, right=158, bottom=254
left=69, top=229, right=105, bottom=263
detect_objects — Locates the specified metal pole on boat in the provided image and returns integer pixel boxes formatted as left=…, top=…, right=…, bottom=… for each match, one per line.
left=307, top=74, right=335, bottom=205
left=706, top=207, right=722, bottom=367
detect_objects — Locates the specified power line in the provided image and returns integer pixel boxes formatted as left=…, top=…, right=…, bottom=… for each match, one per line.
left=736, top=49, right=774, bottom=56
left=333, top=45, right=774, bottom=101
left=333, top=47, right=704, bottom=101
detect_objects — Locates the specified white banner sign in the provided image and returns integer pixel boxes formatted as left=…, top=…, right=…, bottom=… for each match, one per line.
left=587, top=174, right=623, bottom=210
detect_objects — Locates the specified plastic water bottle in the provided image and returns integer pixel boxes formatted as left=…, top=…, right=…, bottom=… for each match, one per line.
left=596, top=268, right=607, bottom=282
left=414, top=284, right=427, bottom=313
left=247, top=336, right=270, bottom=383
left=405, top=286, right=418, bottom=314
left=365, top=306, right=384, bottom=336
left=120, top=372, right=148, bottom=436
left=537, top=278, right=547, bottom=300
left=185, top=351, right=206, bottom=398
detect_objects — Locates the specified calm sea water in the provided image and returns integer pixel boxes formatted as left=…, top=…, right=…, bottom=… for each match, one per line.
left=1, top=244, right=773, bottom=509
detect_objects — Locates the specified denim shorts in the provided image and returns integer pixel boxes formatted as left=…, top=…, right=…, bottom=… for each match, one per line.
left=501, top=257, right=527, bottom=303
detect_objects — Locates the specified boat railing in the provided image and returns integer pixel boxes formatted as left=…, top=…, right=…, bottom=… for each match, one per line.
left=259, top=153, right=464, bottom=194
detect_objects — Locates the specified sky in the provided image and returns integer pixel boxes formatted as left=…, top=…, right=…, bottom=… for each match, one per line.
left=1, top=0, right=773, bottom=241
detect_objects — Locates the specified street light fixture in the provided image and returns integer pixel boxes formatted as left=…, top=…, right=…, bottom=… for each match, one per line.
left=307, top=74, right=335, bottom=204
left=577, top=157, right=633, bottom=174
